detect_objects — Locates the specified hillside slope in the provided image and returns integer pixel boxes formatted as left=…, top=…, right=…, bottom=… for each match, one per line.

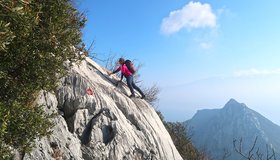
left=23, top=57, right=182, bottom=160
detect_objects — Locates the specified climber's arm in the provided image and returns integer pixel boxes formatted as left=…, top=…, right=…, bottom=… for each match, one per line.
left=108, top=66, right=121, bottom=75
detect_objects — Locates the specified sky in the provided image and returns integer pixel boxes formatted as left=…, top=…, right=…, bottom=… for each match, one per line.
left=76, top=0, right=280, bottom=125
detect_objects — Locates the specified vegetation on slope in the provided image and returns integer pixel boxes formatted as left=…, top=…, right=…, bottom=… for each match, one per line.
left=0, top=0, right=85, bottom=158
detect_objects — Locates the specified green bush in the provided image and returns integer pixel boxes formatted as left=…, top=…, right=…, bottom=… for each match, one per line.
left=156, top=111, right=208, bottom=160
left=0, top=0, right=85, bottom=158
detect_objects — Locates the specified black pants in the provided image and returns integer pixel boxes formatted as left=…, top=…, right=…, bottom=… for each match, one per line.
left=126, top=75, right=144, bottom=97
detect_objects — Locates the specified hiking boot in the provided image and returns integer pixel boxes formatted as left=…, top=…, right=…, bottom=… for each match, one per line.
left=129, top=94, right=135, bottom=98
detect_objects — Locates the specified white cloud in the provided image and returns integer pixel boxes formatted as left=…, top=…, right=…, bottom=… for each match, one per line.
left=160, top=1, right=217, bottom=35
left=234, top=68, right=280, bottom=77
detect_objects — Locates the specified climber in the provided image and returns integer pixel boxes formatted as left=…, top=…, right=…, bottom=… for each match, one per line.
left=108, top=58, right=145, bottom=99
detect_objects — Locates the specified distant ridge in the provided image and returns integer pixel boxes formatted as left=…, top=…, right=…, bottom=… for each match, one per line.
left=184, top=99, right=280, bottom=160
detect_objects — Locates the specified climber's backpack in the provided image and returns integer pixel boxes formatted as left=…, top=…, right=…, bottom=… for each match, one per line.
left=125, top=60, right=136, bottom=74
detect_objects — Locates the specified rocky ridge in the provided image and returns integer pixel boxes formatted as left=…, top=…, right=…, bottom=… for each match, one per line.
left=22, top=57, right=182, bottom=160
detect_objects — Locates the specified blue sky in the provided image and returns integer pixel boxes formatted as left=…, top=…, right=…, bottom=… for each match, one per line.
left=77, top=0, right=280, bottom=125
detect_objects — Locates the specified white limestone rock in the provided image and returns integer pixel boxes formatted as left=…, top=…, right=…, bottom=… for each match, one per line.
left=24, top=57, right=182, bottom=160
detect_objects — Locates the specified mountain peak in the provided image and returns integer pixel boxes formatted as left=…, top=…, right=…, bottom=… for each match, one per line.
left=226, top=98, right=239, bottom=105
left=186, top=99, right=280, bottom=160
left=222, top=98, right=248, bottom=113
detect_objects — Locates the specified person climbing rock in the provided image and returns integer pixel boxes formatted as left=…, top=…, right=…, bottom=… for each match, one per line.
left=108, top=58, right=145, bottom=99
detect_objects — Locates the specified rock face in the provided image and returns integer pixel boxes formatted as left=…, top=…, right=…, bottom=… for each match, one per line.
left=23, top=57, right=182, bottom=160
left=185, top=99, right=280, bottom=160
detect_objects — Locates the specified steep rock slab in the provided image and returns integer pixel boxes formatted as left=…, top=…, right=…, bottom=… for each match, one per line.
left=24, top=57, right=182, bottom=160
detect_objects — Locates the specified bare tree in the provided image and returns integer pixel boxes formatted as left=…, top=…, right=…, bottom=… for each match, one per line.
left=142, top=84, right=160, bottom=106
left=104, top=54, right=119, bottom=71
left=84, top=40, right=95, bottom=57
left=233, top=136, right=276, bottom=160
left=222, top=148, right=231, bottom=160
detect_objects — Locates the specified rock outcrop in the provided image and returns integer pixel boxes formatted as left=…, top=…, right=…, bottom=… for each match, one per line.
left=23, top=57, right=182, bottom=160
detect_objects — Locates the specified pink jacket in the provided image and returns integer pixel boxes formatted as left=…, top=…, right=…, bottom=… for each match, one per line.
left=113, top=64, right=132, bottom=77
left=120, top=64, right=132, bottom=77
